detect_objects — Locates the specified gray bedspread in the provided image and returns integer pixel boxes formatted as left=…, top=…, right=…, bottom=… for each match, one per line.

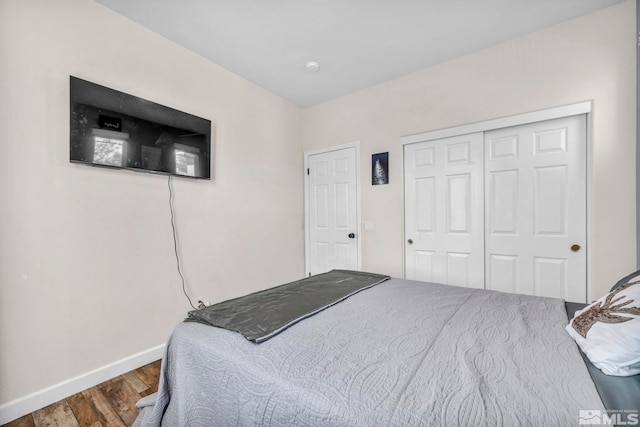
left=134, top=278, right=604, bottom=426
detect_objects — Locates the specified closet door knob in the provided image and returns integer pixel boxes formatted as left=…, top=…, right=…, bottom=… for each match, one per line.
left=571, top=244, right=581, bottom=252
left=348, top=233, right=356, bottom=239
left=407, top=239, right=414, bottom=245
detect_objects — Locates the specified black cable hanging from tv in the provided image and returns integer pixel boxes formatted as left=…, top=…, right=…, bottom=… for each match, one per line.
left=168, top=175, right=197, bottom=310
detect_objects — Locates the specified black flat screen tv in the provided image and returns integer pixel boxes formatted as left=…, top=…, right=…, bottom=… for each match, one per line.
left=70, top=76, right=212, bottom=180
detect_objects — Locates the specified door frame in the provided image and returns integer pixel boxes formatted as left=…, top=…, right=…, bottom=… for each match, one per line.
left=401, top=101, right=593, bottom=300
left=304, top=141, right=362, bottom=276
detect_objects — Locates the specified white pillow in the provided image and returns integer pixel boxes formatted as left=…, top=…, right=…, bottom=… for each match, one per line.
left=566, top=278, right=640, bottom=376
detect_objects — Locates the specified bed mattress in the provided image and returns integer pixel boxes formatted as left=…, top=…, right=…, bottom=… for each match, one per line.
left=134, top=278, right=605, bottom=426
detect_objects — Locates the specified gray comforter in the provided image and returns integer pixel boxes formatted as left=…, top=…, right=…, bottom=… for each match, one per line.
left=134, top=278, right=604, bottom=426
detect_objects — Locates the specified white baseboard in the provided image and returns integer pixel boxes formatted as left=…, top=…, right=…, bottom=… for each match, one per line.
left=0, top=343, right=165, bottom=425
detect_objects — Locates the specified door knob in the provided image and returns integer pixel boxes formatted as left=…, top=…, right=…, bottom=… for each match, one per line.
left=571, top=244, right=581, bottom=252
left=407, top=239, right=414, bottom=245
left=348, top=233, right=355, bottom=239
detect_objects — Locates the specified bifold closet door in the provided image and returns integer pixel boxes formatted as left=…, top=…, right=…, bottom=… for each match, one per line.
left=484, top=115, right=587, bottom=303
left=404, top=133, right=485, bottom=288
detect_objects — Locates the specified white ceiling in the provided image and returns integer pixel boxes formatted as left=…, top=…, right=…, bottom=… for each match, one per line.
left=94, top=0, right=624, bottom=107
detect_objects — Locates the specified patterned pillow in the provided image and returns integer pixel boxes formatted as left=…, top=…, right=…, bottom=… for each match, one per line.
left=566, top=277, right=640, bottom=376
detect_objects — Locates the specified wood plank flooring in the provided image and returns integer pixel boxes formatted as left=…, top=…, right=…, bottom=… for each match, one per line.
left=2, top=360, right=161, bottom=427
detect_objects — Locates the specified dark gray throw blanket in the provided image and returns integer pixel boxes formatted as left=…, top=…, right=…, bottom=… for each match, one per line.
left=186, top=269, right=390, bottom=343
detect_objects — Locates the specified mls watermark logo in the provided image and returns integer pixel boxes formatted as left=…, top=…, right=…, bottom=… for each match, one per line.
left=580, top=410, right=603, bottom=425
left=580, top=409, right=639, bottom=425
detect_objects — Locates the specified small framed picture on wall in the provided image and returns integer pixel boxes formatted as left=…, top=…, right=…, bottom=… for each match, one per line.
left=372, top=152, right=389, bottom=185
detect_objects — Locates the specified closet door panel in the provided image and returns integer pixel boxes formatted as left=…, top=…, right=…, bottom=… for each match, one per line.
left=404, top=133, right=484, bottom=288
left=488, top=169, right=519, bottom=235
left=484, top=115, right=586, bottom=303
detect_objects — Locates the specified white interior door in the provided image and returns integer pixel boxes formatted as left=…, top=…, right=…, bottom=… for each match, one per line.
left=404, top=133, right=485, bottom=288
left=307, top=146, right=359, bottom=275
left=484, top=115, right=587, bottom=302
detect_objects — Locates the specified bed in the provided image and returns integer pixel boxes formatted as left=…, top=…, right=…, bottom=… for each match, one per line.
left=133, top=271, right=640, bottom=426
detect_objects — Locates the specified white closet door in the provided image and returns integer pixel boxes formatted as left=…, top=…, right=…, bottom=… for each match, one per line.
left=484, top=115, right=587, bottom=303
left=404, top=133, right=485, bottom=288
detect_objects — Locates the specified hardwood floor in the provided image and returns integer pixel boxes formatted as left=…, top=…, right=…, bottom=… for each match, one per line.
left=2, top=360, right=161, bottom=427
